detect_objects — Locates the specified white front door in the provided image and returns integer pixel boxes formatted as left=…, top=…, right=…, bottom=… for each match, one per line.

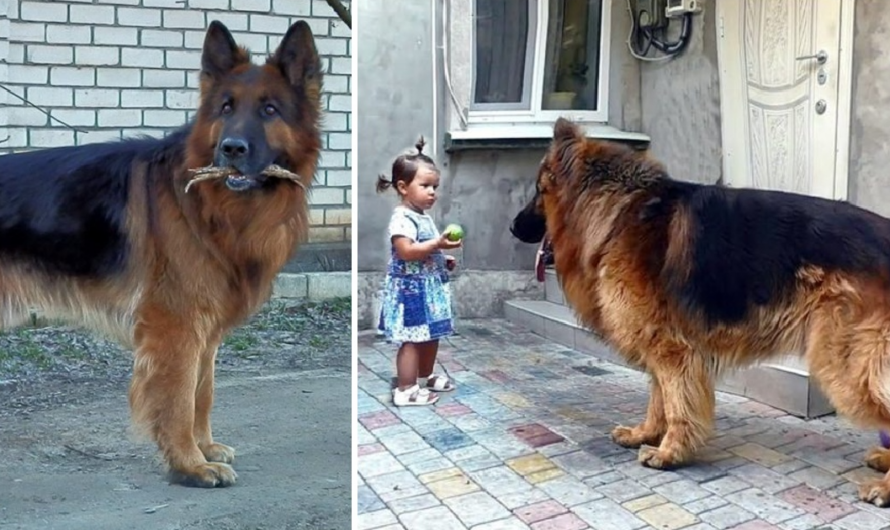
left=715, top=1, right=854, bottom=387
left=716, top=0, right=854, bottom=200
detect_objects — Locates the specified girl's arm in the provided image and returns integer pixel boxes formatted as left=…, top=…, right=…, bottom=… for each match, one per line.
left=392, top=234, right=461, bottom=261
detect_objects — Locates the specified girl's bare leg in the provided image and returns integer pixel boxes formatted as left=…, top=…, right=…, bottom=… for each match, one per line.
left=396, top=342, right=420, bottom=390
left=417, top=340, right=439, bottom=379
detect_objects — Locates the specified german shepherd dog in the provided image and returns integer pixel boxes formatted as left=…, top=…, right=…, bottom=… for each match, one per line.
left=0, top=20, right=322, bottom=487
left=512, top=117, right=890, bottom=507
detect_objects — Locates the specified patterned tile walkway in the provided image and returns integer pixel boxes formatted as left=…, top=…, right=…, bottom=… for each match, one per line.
left=357, top=319, right=890, bottom=530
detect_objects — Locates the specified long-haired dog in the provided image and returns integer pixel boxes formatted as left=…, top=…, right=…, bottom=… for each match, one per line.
left=0, top=20, right=322, bottom=487
left=512, top=117, right=890, bottom=506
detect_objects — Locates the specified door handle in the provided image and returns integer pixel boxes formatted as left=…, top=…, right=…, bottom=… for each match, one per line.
left=796, top=50, right=828, bottom=64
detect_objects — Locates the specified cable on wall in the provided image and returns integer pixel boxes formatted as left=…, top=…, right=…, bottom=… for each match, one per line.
left=626, top=0, right=693, bottom=62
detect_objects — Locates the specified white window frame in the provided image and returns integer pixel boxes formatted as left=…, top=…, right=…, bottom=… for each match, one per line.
left=468, top=0, right=612, bottom=126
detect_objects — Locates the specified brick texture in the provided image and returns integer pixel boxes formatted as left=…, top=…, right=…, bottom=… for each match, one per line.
left=0, top=0, right=352, bottom=243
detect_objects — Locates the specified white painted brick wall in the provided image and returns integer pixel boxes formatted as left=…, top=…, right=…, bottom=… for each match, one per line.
left=0, top=0, right=352, bottom=245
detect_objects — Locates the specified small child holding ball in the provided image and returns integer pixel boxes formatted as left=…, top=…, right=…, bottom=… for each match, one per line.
left=375, top=137, right=463, bottom=407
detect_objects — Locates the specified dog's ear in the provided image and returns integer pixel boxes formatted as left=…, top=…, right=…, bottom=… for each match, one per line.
left=553, top=117, right=583, bottom=144
left=270, top=21, right=323, bottom=104
left=201, top=20, right=250, bottom=79
left=548, top=118, right=585, bottom=181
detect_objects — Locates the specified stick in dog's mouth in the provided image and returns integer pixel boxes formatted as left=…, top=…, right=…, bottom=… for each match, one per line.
left=184, top=164, right=307, bottom=193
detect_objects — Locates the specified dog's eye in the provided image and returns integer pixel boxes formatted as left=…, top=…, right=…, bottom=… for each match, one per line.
left=221, top=102, right=233, bottom=115
left=264, top=104, right=277, bottom=116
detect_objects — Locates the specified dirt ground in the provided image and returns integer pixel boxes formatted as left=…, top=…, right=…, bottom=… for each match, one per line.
left=0, top=298, right=352, bottom=530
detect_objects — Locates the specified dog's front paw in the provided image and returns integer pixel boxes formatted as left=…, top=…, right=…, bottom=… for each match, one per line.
left=611, top=425, right=661, bottom=449
left=169, top=462, right=238, bottom=488
left=859, top=479, right=890, bottom=507
left=611, top=425, right=641, bottom=448
left=638, top=444, right=677, bottom=470
left=200, top=442, right=235, bottom=464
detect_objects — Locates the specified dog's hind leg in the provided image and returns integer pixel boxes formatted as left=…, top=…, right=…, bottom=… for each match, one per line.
left=194, top=341, right=235, bottom=464
left=637, top=349, right=715, bottom=470
left=805, top=304, right=890, bottom=506
left=854, top=337, right=890, bottom=506
left=129, top=306, right=237, bottom=488
left=612, top=373, right=667, bottom=448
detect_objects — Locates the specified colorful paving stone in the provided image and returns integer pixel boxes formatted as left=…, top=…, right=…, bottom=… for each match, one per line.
left=514, top=499, right=568, bottom=524
left=359, top=409, right=401, bottom=430
left=435, top=402, right=473, bottom=417
left=509, top=423, right=566, bottom=448
left=422, top=427, right=476, bottom=452
left=356, top=319, right=890, bottom=530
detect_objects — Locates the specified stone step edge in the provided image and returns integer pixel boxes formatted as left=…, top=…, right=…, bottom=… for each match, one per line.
left=504, top=299, right=835, bottom=418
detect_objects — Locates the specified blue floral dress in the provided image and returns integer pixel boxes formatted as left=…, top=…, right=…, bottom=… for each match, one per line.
left=378, top=206, right=454, bottom=345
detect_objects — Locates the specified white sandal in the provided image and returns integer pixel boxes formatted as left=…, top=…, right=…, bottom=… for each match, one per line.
left=393, top=384, right=439, bottom=407
left=424, top=374, right=455, bottom=392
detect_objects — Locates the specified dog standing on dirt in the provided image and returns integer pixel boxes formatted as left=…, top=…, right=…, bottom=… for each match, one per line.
left=512, top=117, right=890, bottom=507
left=0, top=20, right=322, bottom=487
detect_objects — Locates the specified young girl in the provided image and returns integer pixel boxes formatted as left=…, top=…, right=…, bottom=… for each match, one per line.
left=376, top=137, right=461, bottom=407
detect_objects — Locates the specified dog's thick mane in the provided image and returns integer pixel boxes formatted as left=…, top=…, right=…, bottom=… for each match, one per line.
left=550, top=122, right=669, bottom=192
left=582, top=145, right=669, bottom=192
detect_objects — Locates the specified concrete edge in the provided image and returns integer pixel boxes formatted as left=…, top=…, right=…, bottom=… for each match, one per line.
left=505, top=299, right=836, bottom=419
left=271, top=271, right=352, bottom=301
left=716, top=366, right=835, bottom=419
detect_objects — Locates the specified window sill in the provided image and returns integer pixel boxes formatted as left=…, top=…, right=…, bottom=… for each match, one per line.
left=443, top=123, right=651, bottom=153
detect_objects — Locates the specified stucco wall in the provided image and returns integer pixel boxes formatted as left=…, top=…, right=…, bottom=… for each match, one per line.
left=355, top=0, right=435, bottom=273
left=847, top=0, right=890, bottom=217
left=638, top=5, right=723, bottom=185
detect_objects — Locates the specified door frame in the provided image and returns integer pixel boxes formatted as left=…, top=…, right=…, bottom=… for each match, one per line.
left=834, top=0, right=855, bottom=201
left=715, top=0, right=855, bottom=201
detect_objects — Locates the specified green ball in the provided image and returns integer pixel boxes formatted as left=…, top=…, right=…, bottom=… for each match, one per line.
left=444, top=223, right=464, bottom=241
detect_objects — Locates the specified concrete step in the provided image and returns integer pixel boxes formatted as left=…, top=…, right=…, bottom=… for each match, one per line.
left=544, top=269, right=565, bottom=305
left=504, top=299, right=631, bottom=368
left=505, top=296, right=834, bottom=419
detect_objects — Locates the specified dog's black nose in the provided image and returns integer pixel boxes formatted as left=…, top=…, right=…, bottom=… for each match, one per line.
left=220, top=137, right=249, bottom=159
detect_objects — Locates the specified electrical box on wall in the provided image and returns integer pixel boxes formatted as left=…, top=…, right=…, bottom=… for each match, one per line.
left=666, top=0, right=702, bottom=18
left=634, top=0, right=667, bottom=30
